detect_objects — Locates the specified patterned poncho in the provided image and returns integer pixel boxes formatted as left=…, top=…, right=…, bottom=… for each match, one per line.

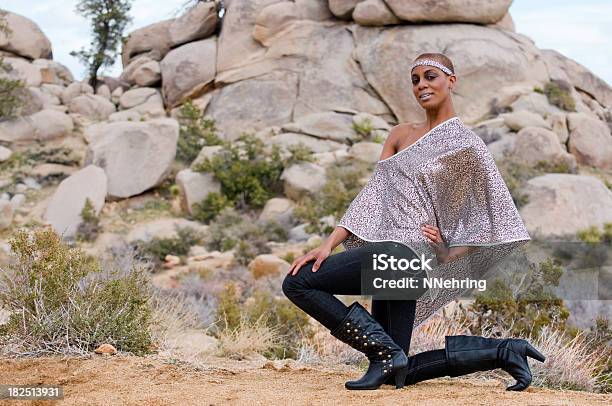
left=337, top=116, right=531, bottom=327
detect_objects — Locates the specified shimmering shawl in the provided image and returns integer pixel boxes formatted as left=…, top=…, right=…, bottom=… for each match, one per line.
left=337, top=116, right=531, bottom=328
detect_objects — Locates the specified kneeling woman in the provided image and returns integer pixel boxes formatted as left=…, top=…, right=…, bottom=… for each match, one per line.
left=282, top=53, right=545, bottom=391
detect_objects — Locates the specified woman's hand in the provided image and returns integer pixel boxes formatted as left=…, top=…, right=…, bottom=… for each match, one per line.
left=287, top=245, right=332, bottom=275
left=421, top=224, right=450, bottom=263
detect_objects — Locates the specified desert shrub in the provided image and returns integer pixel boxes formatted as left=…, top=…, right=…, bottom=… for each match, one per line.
left=576, top=223, right=612, bottom=244
left=192, top=133, right=285, bottom=210
left=245, top=289, right=314, bottom=359
left=283, top=142, right=316, bottom=166
left=176, top=100, right=223, bottom=163
left=191, top=191, right=232, bottom=223
left=213, top=282, right=313, bottom=359
left=134, top=226, right=205, bottom=266
left=75, top=198, right=101, bottom=242
left=462, top=257, right=570, bottom=338
left=205, top=206, right=287, bottom=265
left=0, top=227, right=154, bottom=355
left=352, top=117, right=373, bottom=139
left=544, top=80, right=576, bottom=111
left=294, top=160, right=373, bottom=234
left=191, top=133, right=316, bottom=218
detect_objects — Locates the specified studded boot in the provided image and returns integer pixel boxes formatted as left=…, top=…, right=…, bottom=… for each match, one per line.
left=330, top=301, right=408, bottom=390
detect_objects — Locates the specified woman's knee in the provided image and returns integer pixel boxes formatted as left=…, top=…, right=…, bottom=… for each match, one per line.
left=282, top=272, right=304, bottom=300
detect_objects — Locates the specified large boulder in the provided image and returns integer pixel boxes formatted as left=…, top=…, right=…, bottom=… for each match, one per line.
left=542, top=49, right=612, bottom=108
left=110, top=88, right=165, bottom=121
left=29, top=109, right=74, bottom=140
left=0, top=56, right=42, bottom=86
left=160, top=38, right=217, bottom=107
left=84, top=118, right=179, bottom=198
left=206, top=70, right=298, bottom=140
left=168, top=1, right=217, bottom=46
left=280, top=161, right=326, bottom=200
left=119, top=56, right=161, bottom=87
left=329, top=0, right=360, bottom=19
left=258, top=197, right=295, bottom=228
left=61, top=82, right=94, bottom=105
left=43, top=165, right=107, bottom=239
left=32, top=59, right=74, bottom=85
left=0, top=109, right=73, bottom=142
left=567, top=112, right=612, bottom=169
left=0, top=10, right=52, bottom=59
left=509, top=126, right=575, bottom=170
left=519, top=174, right=612, bottom=238
left=384, top=0, right=511, bottom=24
left=68, top=94, right=116, bottom=121
left=121, top=19, right=174, bottom=66
left=253, top=2, right=300, bottom=45
left=352, top=0, right=401, bottom=26
left=282, top=111, right=357, bottom=143
left=175, top=169, right=221, bottom=215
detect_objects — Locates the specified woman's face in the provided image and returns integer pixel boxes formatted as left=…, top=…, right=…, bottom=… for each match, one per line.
left=411, top=64, right=455, bottom=109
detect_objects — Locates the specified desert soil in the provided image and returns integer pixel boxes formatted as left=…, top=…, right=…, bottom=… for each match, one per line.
left=0, top=354, right=610, bottom=405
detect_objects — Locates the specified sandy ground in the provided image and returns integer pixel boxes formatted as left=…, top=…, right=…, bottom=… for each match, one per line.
left=0, top=354, right=610, bottom=406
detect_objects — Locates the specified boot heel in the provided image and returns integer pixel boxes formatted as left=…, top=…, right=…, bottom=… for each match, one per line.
left=525, top=343, right=546, bottom=362
left=394, top=367, right=408, bottom=389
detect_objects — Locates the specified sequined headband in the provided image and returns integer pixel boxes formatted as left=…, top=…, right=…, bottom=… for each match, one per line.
left=410, top=59, right=454, bottom=75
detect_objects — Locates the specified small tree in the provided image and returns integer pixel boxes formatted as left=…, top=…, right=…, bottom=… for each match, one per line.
left=70, top=0, right=133, bottom=88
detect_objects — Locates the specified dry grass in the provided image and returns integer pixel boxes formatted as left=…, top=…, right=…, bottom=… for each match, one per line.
left=530, top=325, right=610, bottom=392
left=216, top=313, right=282, bottom=360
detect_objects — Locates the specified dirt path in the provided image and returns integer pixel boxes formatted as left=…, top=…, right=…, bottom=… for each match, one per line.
left=0, top=355, right=610, bottom=405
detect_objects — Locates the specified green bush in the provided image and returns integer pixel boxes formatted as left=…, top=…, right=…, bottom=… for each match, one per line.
left=192, top=133, right=316, bottom=220
left=192, top=191, right=232, bottom=223
left=0, top=227, right=154, bottom=355
left=205, top=206, right=287, bottom=265
left=75, top=197, right=101, bottom=242
left=352, top=117, right=373, bottom=139
left=283, top=142, right=316, bottom=166
left=544, top=80, right=576, bottom=112
left=192, top=133, right=285, bottom=211
left=176, top=100, right=223, bottom=163
left=464, top=257, right=570, bottom=337
left=0, top=51, right=27, bottom=119
left=134, top=226, right=205, bottom=266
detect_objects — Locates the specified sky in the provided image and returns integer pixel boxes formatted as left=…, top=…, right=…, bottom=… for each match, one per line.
left=0, top=0, right=610, bottom=85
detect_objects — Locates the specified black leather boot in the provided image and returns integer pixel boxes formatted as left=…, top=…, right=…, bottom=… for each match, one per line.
left=444, top=335, right=546, bottom=391
left=330, top=301, right=409, bottom=390
left=388, top=335, right=546, bottom=391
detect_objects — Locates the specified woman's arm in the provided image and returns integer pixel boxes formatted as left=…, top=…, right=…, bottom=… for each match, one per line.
left=322, top=226, right=351, bottom=251
left=441, top=246, right=479, bottom=264
left=421, top=224, right=478, bottom=264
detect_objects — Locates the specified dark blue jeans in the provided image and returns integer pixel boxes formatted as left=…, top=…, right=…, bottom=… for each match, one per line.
left=281, top=242, right=448, bottom=384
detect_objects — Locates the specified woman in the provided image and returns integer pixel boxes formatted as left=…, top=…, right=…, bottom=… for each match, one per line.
left=282, top=53, right=546, bottom=391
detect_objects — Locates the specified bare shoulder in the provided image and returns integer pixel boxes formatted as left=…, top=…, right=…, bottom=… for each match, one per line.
left=389, top=121, right=422, bottom=139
